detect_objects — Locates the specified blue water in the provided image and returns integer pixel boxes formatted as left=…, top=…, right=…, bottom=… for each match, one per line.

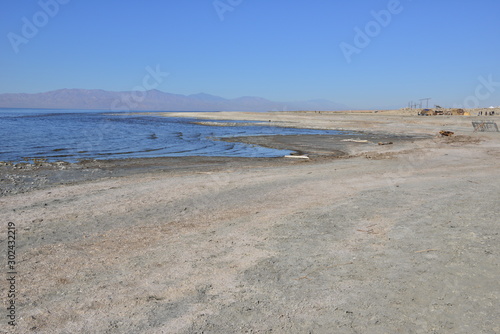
left=0, top=109, right=348, bottom=163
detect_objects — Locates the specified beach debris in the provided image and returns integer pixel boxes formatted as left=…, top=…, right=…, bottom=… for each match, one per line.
left=439, top=130, right=454, bottom=137
left=472, top=121, right=499, bottom=132
left=356, top=228, right=378, bottom=234
left=415, top=249, right=439, bottom=253
left=448, top=108, right=466, bottom=116
left=419, top=109, right=434, bottom=116
left=341, top=139, right=369, bottom=143
left=284, top=155, right=309, bottom=159
left=378, top=142, right=393, bottom=145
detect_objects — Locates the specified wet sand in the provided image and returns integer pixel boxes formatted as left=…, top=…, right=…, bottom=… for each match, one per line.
left=0, top=130, right=429, bottom=196
left=1, top=112, right=499, bottom=333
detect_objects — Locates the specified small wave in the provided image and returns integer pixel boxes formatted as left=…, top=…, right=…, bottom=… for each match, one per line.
left=142, top=148, right=164, bottom=153
left=44, top=154, right=76, bottom=158
left=97, top=151, right=136, bottom=156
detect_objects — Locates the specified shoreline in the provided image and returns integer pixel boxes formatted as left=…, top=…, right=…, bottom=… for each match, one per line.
left=0, top=128, right=433, bottom=197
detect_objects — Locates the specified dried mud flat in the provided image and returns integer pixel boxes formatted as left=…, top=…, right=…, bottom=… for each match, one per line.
left=1, top=112, right=500, bottom=333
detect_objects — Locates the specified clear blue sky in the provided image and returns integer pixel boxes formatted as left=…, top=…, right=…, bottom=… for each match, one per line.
left=1, top=0, right=499, bottom=109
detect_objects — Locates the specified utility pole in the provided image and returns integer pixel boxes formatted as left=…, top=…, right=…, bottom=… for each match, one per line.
left=420, top=98, right=431, bottom=108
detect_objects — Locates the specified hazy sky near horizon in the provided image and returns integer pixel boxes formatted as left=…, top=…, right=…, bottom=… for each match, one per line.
left=1, top=0, right=499, bottom=109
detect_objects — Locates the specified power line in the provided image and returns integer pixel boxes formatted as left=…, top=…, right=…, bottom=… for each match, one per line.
left=419, top=98, right=431, bottom=108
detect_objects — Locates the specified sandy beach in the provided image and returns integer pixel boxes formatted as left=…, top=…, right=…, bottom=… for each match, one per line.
left=1, top=111, right=499, bottom=333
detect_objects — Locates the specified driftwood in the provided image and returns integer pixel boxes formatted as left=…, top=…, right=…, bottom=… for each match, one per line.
left=342, top=139, right=369, bottom=143
left=284, top=155, right=309, bottom=159
left=439, top=130, right=454, bottom=137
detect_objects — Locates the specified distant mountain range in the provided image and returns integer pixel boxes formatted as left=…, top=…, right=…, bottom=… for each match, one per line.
left=0, top=89, right=349, bottom=112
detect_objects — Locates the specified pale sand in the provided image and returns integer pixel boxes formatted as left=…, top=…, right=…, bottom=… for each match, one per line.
left=1, top=112, right=499, bottom=333
left=158, top=110, right=499, bottom=136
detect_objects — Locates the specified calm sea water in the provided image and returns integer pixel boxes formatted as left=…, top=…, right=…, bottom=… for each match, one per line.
left=0, top=109, right=347, bottom=163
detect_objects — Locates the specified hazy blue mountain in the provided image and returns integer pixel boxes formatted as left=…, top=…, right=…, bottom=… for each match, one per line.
left=187, top=93, right=227, bottom=102
left=0, top=89, right=349, bottom=111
